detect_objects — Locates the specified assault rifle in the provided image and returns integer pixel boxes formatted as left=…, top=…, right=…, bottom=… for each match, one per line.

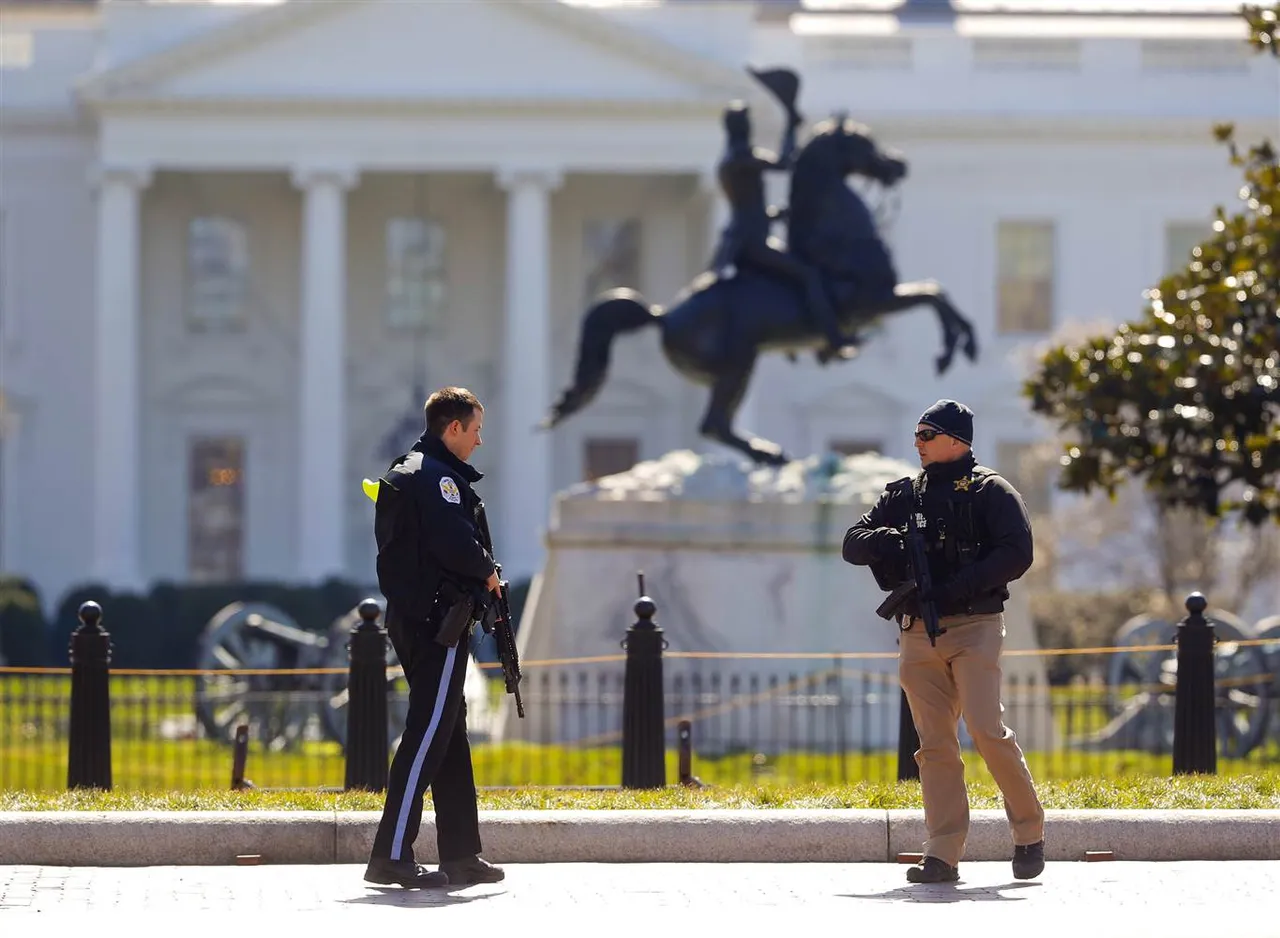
left=481, top=564, right=524, bottom=718
left=874, top=478, right=946, bottom=647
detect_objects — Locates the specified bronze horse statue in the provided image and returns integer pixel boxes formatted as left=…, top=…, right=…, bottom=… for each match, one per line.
left=541, top=115, right=979, bottom=465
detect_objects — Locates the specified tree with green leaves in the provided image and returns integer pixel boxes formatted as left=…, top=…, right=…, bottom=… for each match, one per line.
left=1243, top=2, right=1278, bottom=55
left=1024, top=6, right=1279, bottom=526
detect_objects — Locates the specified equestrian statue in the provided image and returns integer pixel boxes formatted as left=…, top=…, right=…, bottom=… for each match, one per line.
left=541, top=67, right=979, bottom=466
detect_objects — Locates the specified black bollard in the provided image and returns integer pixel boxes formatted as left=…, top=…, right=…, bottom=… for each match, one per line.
left=621, top=572, right=666, bottom=789
left=1173, top=591, right=1217, bottom=776
left=67, top=601, right=113, bottom=791
left=896, top=688, right=921, bottom=782
left=344, top=599, right=390, bottom=792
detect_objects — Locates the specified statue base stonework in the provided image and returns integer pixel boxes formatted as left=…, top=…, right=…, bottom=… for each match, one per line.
left=509, top=450, right=1055, bottom=753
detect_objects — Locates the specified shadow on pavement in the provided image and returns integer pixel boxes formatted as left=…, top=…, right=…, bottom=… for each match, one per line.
left=340, top=885, right=506, bottom=908
left=840, top=881, right=1042, bottom=903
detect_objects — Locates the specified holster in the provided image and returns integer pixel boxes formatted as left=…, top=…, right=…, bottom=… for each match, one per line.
left=435, top=595, right=475, bottom=648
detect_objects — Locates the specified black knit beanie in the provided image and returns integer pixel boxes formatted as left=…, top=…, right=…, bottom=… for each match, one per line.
left=918, top=399, right=974, bottom=446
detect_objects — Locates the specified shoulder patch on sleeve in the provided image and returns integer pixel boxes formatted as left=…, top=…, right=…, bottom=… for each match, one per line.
left=438, top=476, right=462, bottom=504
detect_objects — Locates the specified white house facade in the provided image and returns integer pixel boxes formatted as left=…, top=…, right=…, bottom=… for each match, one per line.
left=0, top=0, right=1275, bottom=611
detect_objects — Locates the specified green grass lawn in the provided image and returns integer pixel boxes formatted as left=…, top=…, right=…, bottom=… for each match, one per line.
left=3, top=738, right=1276, bottom=793
left=3, top=773, right=1277, bottom=812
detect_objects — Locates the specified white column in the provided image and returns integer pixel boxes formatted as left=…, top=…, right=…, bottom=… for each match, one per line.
left=91, top=165, right=150, bottom=590
left=0, top=396, right=22, bottom=577
left=497, top=167, right=561, bottom=582
left=292, top=165, right=358, bottom=582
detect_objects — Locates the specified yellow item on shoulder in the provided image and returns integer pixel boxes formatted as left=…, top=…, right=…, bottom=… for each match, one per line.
left=362, top=478, right=380, bottom=503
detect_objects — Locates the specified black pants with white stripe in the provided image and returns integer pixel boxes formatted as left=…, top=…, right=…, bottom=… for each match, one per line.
left=370, top=617, right=481, bottom=864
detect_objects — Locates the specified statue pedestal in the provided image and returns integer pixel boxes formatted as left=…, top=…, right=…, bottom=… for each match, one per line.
left=508, top=450, right=1056, bottom=755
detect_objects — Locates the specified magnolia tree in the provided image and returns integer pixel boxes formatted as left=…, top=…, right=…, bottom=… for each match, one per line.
left=1244, top=2, right=1279, bottom=54
left=1021, top=6, right=1279, bottom=653
left=1024, top=9, right=1279, bottom=527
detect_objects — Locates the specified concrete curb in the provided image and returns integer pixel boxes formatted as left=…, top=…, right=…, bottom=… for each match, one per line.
left=1, top=810, right=1277, bottom=867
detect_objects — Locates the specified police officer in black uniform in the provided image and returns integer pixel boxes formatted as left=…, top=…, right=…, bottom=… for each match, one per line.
left=842, top=400, right=1046, bottom=884
left=364, top=386, right=505, bottom=889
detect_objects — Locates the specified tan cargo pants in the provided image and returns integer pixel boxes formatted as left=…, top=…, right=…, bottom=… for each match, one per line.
left=899, top=612, right=1045, bottom=867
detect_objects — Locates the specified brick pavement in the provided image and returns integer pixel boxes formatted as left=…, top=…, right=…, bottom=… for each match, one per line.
left=1, top=861, right=1273, bottom=936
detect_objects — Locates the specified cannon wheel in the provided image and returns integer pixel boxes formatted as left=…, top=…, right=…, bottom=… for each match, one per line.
left=193, top=602, right=331, bottom=751
left=318, top=600, right=410, bottom=754
left=1205, top=624, right=1273, bottom=758
left=1254, top=616, right=1280, bottom=748
left=1105, top=609, right=1270, bottom=758
left=1105, top=614, right=1175, bottom=718
left=1255, top=616, right=1280, bottom=694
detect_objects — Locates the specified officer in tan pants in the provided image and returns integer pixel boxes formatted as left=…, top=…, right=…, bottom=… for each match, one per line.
left=843, top=400, right=1046, bottom=884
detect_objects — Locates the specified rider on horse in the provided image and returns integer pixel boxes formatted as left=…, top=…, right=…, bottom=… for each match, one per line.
left=710, top=101, right=858, bottom=361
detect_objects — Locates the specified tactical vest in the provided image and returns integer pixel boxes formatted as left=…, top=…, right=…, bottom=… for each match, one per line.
left=916, top=464, right=998, bottom=572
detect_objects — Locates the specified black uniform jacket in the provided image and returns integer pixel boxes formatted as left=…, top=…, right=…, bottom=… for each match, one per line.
left=373, top=433, right=496, bottom=634
left=842, top=453, right=1034, bottom=618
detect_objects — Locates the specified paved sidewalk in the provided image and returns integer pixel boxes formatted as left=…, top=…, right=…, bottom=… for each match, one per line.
left=1, top=861, right=1274, bottom=936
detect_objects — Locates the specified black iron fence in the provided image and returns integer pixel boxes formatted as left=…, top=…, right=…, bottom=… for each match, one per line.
left=3, top=636, right=1276, bottom=792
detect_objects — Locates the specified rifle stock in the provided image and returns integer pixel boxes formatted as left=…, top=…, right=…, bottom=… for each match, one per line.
left=875, top=578, right=917, bottom=621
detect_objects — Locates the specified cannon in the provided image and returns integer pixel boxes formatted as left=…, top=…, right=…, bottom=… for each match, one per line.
left=193, top=600, right=407, bottom=752
left=1085, top=607, right=1273, bottom=758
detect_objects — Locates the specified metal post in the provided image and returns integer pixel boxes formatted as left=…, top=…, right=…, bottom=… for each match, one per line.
left=67, top=601, right=113, bottom=791
left=1173, top=591, right=1217, bottom=776
left=230, top=724, right=254, bottom=790
left=622, top=572, right=666, bottom=789
left=677, top=719, right=704, bottom=787
left=896, top=688, right=921, bottom=782
left=344, top=598, right=390, bottom=792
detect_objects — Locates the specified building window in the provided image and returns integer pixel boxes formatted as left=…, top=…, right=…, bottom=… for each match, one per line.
left=996, top=221, right=1054, bottom=334
left=583, top=219, right=641, bottom=306
left=186, top=216, right=249, bottom=332
left=583, top=437, right=639, bottom=482
left=0, top=33, right=33, bottom=70
left=806, top=36, right=913, bottom=70
left=973, top=38, right=1080, bottom=71
left=997, top=440, right=1052, bottom=517
left=1164, top=222, right=1208, bottom=277
left=188, top=437, right=245, bottom=582
left=1141, top=40, right=1249, bottom=73
left=829, top=438, right=882, bottom=457
left=385, top=217, right=446, bottom=330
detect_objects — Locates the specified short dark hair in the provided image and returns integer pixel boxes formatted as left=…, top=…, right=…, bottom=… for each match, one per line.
left=424, top=387, right=482, bottom=437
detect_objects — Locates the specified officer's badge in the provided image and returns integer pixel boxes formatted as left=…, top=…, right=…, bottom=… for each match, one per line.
left=439, top=476, right=461, bottom=504
left=953, top=476, right=972, bottom=492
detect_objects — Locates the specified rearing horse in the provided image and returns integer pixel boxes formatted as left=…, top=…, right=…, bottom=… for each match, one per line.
left=541, top=116, right=979, bottom=465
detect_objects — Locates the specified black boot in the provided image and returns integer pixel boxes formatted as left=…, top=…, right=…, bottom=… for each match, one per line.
left=439, top=855, right=505, bottom=885
left=364, top=857, right=449, bottom=888
left=1013, top=841, right=1045, bottom=880
left=906, top=856, right=960, bottom=884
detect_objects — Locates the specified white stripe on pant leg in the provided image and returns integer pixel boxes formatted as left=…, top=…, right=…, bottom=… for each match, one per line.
left=391, top=644, right=458, bottom=860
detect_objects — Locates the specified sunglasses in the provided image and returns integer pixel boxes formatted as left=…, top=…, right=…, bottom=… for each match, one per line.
left=914, top=428, right=944, bottom=442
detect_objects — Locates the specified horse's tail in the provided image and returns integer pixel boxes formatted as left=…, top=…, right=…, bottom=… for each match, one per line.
left=541, top=289, right=659, bottom=429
